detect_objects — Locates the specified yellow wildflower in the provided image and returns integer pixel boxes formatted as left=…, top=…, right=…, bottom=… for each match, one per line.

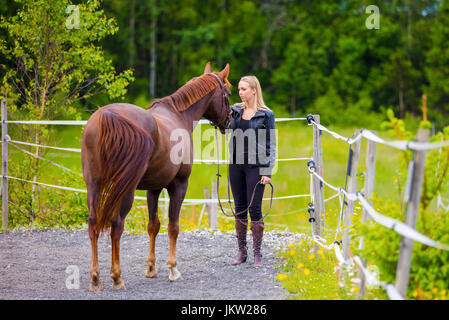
left=352, top=286, right=359, bottom=293
left=316, top=249, right=324, bottom=256
left=412, top=290, right=418, bottom=298
left=303, top=268, right=311, bottom=276
left=296, top=263, right=304, bottom=269
left=308, top=253, right=315, bottom=260
left=289, top=249, right=297, bottom=256
left=277, top=273, right=288, bottom=281
left=440, top=290, right=446, bottom=296
left=288, top=243, right=295, bottom=249
left=432, top=288, right=438, bottom=294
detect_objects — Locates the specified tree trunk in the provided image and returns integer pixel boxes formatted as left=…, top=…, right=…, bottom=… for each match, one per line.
left=399, top=76, right=405, bottom=118
left=129, top=0, right=136, bottom=68
left=149, top=0, right=157, bottom=99
left=290, top=84, right=296, bottom=116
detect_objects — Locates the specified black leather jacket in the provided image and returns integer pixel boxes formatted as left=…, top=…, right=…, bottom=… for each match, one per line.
left=228, top=104, right=276, bottom=177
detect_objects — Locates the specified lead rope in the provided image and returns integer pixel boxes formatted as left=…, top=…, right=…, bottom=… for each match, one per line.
left=214, top=126, right=273, bottom=221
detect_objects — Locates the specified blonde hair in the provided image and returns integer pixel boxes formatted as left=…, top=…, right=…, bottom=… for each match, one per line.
left=236, top=75, right=271, bottom=111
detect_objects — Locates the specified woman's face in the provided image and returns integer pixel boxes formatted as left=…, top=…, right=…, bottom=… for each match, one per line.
left=238, top=80, right=256, bottom=103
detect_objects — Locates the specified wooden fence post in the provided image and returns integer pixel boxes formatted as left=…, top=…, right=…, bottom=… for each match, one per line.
left=357, top=132, right=377, bottom=297
left=1, top=99, right=8, bottom=233
left=340, top=129, right=362, bottom=281
left=203, top=187, right=211, bottom=226
left=312, top=114, right=325, bottom=250
left=210, top=180, right=218, bottom=229
left=395, top=128, right=430, bottom=297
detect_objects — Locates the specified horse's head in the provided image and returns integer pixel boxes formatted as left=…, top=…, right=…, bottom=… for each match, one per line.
left=202, top=63, right=232, bottom=134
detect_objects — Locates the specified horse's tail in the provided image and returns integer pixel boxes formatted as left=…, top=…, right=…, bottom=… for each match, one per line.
left=95, top=109, right=151, bottom=233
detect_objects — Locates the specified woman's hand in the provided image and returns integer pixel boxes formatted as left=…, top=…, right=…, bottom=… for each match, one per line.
left=260, top=176, right=271, bottom=185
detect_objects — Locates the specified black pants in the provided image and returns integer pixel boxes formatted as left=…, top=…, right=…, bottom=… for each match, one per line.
left=229, top=163, right=265, bottom=221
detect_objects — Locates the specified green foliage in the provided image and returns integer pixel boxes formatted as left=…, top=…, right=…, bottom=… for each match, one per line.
left=354, top=110, right=449, bottom=300
left=354, top=194, right=449, bottom=300
left=6, top=167, right=88, bottom=230
left=381, top=108, right=449, bottom=210
left=0, top=0, right=134, bottom=224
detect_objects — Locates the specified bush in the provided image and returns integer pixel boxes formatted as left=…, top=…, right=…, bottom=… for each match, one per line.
left=354, top=194, right=449, bottom=300
left=306, top=87, right=383, bottom=128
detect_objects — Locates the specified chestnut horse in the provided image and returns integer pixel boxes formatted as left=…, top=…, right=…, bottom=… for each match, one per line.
left=81, top=63, right=231, bottom=290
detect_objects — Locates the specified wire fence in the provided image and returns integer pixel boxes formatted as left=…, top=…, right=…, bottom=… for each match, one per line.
left=2, top=98, right=449, bottom=300
left=303, top=118, right=449, bottom=300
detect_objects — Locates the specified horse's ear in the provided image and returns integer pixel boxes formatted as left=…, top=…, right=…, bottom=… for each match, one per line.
left=219, top=63, right=230, bottom=79
left=203, top=62, right=211, bottom=74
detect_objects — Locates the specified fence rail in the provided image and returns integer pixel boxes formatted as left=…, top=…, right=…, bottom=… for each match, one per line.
left=1, top=100, right=319, bottom=232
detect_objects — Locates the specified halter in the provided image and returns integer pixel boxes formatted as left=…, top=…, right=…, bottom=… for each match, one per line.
left=208, top=73, right=231, bottom=132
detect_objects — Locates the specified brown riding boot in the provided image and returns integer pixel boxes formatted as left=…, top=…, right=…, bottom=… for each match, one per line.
left=232, top=219, right=248, bottom=265
left=251, top=219, right=264, bottom=268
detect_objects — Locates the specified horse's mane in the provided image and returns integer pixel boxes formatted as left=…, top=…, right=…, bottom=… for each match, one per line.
left=149, top=73, right=222, bottom=112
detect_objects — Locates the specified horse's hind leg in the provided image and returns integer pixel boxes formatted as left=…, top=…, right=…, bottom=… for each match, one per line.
left=87, top=183, right=102, bottom=291
left=110, top=191, right=134, bottom=290
left=145, top=189, right=162, bottom=278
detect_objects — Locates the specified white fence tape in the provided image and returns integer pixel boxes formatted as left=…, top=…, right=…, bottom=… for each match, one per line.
left=362, top=129, right=449, bottom=151
left=1, top=175, right=312, bottom=204
left=310, top=120, right=449, bottom=151
left=8, top=142, right=76, bottom=173
left=7, top=117, right=306, bottom=126
left=8, top=138, right=81, bottom=153
left=356, top=193, right=449, bottom=251
left=7, top=137, right=311, bottom=163
left=7, top=120, right=88, bottom=125
left=310, top=167, right=449, bottom=251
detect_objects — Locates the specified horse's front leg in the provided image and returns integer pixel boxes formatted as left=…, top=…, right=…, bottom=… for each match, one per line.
left=166, top=180, right=188, bottom=281
left=145, top=189, right=162, bottom=278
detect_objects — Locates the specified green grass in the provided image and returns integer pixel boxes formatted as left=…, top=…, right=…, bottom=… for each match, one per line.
left=276, top=236, right=389, bottom=300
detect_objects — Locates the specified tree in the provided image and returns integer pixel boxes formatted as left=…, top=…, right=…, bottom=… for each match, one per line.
left=426, top=0, right=449, bottom=125
left=0, top=0, right=134, bottom=222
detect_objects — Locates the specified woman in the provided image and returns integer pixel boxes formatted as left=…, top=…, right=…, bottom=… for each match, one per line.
left=228, top=75, right=276, bottom=268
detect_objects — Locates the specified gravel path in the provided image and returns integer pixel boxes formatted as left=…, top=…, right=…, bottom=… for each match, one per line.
left=0, top=228, right=303, bottom=300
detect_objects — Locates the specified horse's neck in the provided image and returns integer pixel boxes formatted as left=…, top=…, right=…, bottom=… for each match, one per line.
left=181, top=94, right=212, bottom=132
left=148, top=90, right=213, bottom=132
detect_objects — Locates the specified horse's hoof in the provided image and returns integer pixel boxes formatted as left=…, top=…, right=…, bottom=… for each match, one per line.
left=89, top=281, right=103, bottom=292
left=168, top=267, right=183, bottom=282
left=145, top=266, right=158, bottom=278
left=111, top=279, right=126, bottom=290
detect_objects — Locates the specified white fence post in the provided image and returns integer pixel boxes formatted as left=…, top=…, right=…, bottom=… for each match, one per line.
left=210, top=180, right=218, bottom=229
left=357, top=132, right=377, bottom=297
left=1, top=99, right=8, bottom=233
left=340, top=129, right=362, bottom=282
left=395, top=128, right=430, bottom=297
left=312, top=114, right=325, bottom=250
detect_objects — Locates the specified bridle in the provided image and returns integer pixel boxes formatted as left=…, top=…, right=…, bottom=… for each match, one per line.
left=208, top=73, right=232, bottom=133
